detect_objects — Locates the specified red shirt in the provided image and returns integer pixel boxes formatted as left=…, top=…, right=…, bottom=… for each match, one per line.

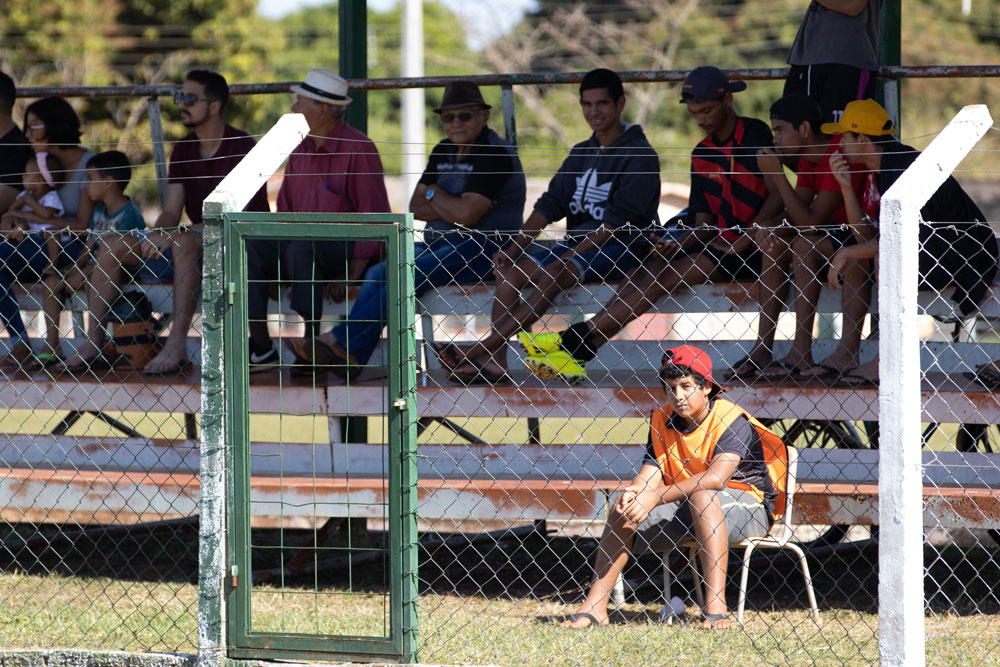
left=795, top=136, right=864, bottom=227
left=168, top=124, right=268, bottom=225
left=277, top=121, right=390, bottom=258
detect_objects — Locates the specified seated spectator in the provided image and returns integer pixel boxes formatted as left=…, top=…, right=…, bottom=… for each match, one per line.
left=74, top=70, right=268, bottom=375
left=246, top=69, right=390, bottom=374
left=433, top=68, right=661, bottom=385
left=287, top=81, right=526, bottom=380
left=47, top=151, right=145, bottom=372
left=821, top=99, right=999, bottom=386
left=1, top=152, right=66, bottom=287
left=785, top=0, right=880, bottom=125
left=725, top=94, right=872, bottom=380
left=0, top=72, right=33, bottom=212
left=523, top=67, right=780, bottom=382
left=0, top=96, right=93, bottom=370
left=561, top=346, right=783, bottom=631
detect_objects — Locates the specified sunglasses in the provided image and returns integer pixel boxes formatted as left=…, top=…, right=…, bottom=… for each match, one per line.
left=440, top=111, right=477, bottom=124
left=173, top=92, right=213, bottom=107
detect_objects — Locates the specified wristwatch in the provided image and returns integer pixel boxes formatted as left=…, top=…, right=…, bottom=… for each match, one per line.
left=425, top=188, right=436, bottom=201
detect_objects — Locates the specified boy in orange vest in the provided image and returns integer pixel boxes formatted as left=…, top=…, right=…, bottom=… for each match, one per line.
left=562, top=345, right=785, bottom=630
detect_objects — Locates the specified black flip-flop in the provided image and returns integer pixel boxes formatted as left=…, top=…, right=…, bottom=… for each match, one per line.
left=797, top=363, right=842, bottom=381
left=966, top=365, right=1000, bottom=390
left=723, top=355, right=765, bottom=381
left=433, top=342, right=462, bottom=371
left=833, top=371, right=878, bottom=388
left=563, top=611, right=607, bottom=629
left=701, top=612, right=730, bottom=630
left=287, top=338, right=362, bottom=381
left=756, top=359, right=805, bottom=380
left=449, top=359, right=509, bottom=386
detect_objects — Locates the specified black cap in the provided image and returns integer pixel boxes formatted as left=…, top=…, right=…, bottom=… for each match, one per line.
left=679, top=66, right=746, bottom=104
left=770, top=94, right=823, bottom=129
left=434, top=81, right=491, bottom=113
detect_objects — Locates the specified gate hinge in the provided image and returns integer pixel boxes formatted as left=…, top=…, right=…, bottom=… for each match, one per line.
left=227, top=282, right=235, bottom=305
left=231, top=564, right=238, bottom=588
left=393, top=398, right=408, bottom=411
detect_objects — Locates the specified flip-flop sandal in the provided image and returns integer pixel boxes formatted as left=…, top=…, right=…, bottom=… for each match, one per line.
left=432, top=342, right=462, bottom=371
left=563, top=612, right=607, bottom=629
left=701, top=612, right=731, bottom=630
left=722, top=355, right=765, bottom=381
left=55, top=354, right=112, bottom=374
left=756, top=359, right=806, bottom=380
left=966, top=366, right=1000, bottom=390
left=35, top=352, right=63, bottom=367
left=449, top=359, right=509, bottom=386
left=797, top=363, right=843, bottom=381
left=833, top=371, right=878, bottom=388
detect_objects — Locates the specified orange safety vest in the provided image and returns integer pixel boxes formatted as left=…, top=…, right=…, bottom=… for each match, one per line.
left=649, top=399, right=789, bottom=520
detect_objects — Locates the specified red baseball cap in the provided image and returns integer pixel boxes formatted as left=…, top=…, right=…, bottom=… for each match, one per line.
left=660, top=345, right=726, bottom=395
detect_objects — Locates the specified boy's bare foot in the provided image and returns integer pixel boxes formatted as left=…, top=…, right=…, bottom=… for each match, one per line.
left=701, top=612, right=731, bottom=630
left=723, top=352, right=770, bottom=381
left=144, top=343, right=190, bottom=375
left=561, top=608, right=609, bottom=629
left=757, top=356, right=811, bottom=380
left=0, top=343, right=34, bottom=370
left=799, top=348, right=859, bottom=379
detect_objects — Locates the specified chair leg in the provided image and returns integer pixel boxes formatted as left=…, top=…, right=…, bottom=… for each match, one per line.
left=687, top=546, right=705, bottom=610
left=786, top=542, right=821, bottom=625
left=660, top=550, right=673, bottom=624
left=737, top=541, right=758, bottom=624
left=611, top=572, right=625, bottom=607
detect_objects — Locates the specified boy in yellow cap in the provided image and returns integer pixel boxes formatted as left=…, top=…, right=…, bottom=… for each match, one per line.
left=561, top=345, right=786, bottom=630
left=816, top=99, right=998, bottom=386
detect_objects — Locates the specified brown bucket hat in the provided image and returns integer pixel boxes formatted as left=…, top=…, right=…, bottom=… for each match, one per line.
left=434, top=81, right=491, bottom=113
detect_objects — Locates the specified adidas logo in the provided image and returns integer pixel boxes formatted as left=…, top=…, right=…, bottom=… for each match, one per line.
left=569, top=168, right=612, bottom=220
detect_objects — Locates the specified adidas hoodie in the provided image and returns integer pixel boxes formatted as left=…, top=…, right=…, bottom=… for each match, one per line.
left=533, top=123, right=661, bottom=245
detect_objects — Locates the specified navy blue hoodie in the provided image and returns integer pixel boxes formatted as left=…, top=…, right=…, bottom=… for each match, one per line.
left=533, top=123, right=661, bottom=244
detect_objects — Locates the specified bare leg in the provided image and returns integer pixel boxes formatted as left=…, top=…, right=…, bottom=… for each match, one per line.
left=562, top=503, right=637, bottom=628
left=803, top=256, right=872, bottom=375
left=41, top=273, right=64, bottom=355
left=145, top=231, right=203, bottom=372
left=732, top=236, right=793, bottom=378
left=689, top=488, right=730, bottom=630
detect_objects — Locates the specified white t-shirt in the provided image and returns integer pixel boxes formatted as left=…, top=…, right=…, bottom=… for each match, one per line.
left=18, top=190, right=66, bottom=232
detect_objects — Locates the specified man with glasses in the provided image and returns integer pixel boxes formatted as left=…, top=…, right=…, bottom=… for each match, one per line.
left=246, top=68, right=390, bottom=374
left=139, top=69, right=268, bottom=374
left=286, top=81, right=525, bottom=381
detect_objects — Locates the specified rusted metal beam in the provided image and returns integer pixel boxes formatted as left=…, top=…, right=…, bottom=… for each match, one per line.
left=15, top=65, right=1000, bottom=100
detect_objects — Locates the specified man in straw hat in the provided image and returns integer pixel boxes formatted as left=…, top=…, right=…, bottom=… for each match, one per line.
left=246, top=68, right=390, bottom=374
left=287, top=81, right=526, bottom=381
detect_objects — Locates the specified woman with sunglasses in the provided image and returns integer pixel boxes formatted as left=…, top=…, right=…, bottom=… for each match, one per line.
left=0, top=96, right=92, bottom=370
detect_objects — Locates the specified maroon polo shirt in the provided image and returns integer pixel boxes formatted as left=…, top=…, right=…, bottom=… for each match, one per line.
left=277, top=120, right=390, bottom=258
left=167, top=124, right=269, bottom=226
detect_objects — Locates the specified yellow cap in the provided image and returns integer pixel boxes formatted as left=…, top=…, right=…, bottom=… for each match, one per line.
left=821, top=99, right=894, bottom=136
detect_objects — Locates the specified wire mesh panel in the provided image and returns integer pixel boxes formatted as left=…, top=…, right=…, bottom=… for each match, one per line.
left=221, top=213, right=417, bottom=663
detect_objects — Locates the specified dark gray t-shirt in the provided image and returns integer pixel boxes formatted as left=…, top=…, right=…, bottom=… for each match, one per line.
left=787, top=0, right=881, bottom=71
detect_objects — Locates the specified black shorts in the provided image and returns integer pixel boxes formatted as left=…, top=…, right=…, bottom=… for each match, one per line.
left=693, top=243, right=762, bottom=281
left=826, top=226, right=857, bottom=252
left=784, top=63, right=877, bottom=125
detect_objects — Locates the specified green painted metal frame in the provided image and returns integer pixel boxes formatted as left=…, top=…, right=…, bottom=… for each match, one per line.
left=213, top=211, right=416, bottom=663
left=340, top=0, right=368, bottom=134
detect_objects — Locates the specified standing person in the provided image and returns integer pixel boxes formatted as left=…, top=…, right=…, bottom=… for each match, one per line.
left=561, top=346, right=784, bottom=631
left=820, top=99, right=998, bottom=385
left=246, top=68, right=390, bottom=373
left=433, top=68, right=661, bottom=385
left=724, top=94, right=872, bottom=381
left=0, top=72, right=32, bottom=212
left=0, top=96, right=92, bottom=369
left=785, top=0, right=881, bottom=125
left=522, top=67, right=780, bottom=383
left=287, top=81, right=525, bottom=380
left=79, top=69, right=269, bottom=375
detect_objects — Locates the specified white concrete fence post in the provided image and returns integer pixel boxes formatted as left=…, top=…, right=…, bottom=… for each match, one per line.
left=878, top=104, right=992, bottom=667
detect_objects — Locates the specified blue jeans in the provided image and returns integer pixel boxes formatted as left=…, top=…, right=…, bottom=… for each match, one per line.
left=332, top=237, right=497, bottom=365
left=0, top=232, right=84, bottom=346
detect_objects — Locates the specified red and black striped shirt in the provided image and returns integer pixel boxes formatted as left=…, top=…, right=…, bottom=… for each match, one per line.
left=689, top=116, right=772, bottom=241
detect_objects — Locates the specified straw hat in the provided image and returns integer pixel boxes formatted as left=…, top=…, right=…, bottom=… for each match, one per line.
left=290, top=69, right=352, bottom=106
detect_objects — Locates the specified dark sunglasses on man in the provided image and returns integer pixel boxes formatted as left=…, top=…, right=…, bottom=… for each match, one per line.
left=174, top=92, right=213, bottom=107
left=440, top=111, right=477, bottom=124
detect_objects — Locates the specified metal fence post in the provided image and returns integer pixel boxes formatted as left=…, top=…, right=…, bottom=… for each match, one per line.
left=501, top=85, right=517, bottom=147
left=878, top=104, right=992, bottom=667
left=147, top=97, right=170, bottom=208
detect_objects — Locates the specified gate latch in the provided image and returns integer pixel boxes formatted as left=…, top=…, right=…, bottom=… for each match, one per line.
left=393, top=398, right=408, bottom=411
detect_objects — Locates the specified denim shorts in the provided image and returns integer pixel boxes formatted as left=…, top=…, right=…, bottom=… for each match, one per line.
left=530, top=241, right=645, bottom=283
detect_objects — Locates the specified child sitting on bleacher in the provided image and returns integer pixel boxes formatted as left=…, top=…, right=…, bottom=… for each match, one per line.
left=45, top=151, right=145, bottom=370
left=0, top=152, right=66, bottom=286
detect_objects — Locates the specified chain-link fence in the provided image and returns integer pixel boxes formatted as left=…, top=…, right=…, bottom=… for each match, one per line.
left=2, top=75, right=999, bottom=666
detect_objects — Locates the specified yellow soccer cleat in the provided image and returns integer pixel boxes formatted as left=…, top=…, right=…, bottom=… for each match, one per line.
left=523, top=350, right=587, bottom=385
left=517, top=331, right=564, bottom=357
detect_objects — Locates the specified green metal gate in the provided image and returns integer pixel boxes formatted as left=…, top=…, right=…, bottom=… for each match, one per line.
left=217, top=213, right=417, bottom=663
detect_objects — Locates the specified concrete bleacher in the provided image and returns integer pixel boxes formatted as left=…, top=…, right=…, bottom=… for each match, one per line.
left=5, top=275, right=1000, bottom=531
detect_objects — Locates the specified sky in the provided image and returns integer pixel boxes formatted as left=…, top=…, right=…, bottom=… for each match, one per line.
left=257, top=0, right=538, bottom=48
